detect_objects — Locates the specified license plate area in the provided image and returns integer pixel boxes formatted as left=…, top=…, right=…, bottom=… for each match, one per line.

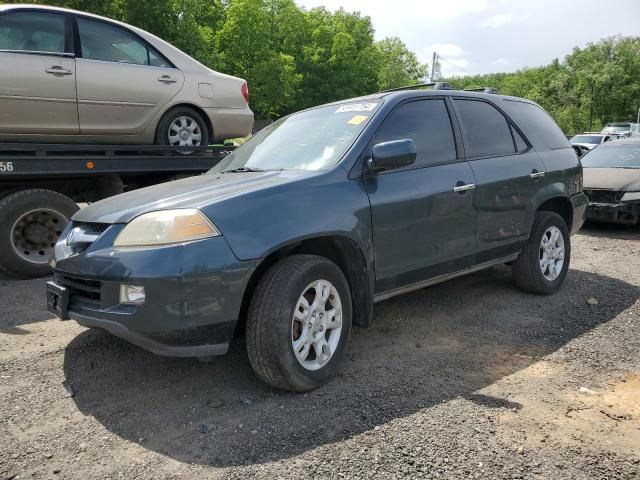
left=46, top=281, right=70, bottom=320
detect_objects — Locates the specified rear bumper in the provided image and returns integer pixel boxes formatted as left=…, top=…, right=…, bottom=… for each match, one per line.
left=570, top=192, right=589, bottom=234
left=204, top=106, right=254, bottom=141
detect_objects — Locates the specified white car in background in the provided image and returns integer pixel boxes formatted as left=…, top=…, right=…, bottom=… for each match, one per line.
left=569, top=133, right=616, bottom=150
left=0, top=5, right=253, bottom=148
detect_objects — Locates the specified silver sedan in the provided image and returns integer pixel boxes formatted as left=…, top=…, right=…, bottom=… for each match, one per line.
left=0, top=5, right=254, bottom=147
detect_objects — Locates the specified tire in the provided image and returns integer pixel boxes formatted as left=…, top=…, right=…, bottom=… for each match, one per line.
left=155, top=106, right=210, bottom=155
left=512, top=211, right=571, bottom=294
left=0, top=189, right=78, bottom=279
left=246, top=255, right=353, bottom=392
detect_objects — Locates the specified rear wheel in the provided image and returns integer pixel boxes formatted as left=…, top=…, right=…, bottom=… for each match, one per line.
left=0, top=189, right=78, bottom=278
left=512, top=211, right=571, bottom=294
left=246, top=255, right=352, bottom=391
left=155, top=107, right=210, bottom=155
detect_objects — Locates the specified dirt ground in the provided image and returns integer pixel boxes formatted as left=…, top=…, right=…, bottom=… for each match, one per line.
left=1, top=223, right=639, bottom=480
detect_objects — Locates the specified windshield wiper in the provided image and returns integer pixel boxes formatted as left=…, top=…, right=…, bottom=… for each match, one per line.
left=222, top=167, right=267, bottom=173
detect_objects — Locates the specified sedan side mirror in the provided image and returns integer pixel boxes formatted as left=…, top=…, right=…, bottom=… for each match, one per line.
left=367, top=139, right=417, bottom=173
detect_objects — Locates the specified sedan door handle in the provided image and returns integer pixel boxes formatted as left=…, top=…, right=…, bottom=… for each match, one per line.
left=45, top=66, right=73, bottom=75
left=453, top=182, right=476, bottom=193
left=530, top=170, right=546, bottom=179
left=158, top=75, right=177, bottom=84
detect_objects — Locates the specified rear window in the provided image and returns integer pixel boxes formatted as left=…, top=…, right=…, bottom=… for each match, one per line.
left=502, top=100, right=570, bottom=151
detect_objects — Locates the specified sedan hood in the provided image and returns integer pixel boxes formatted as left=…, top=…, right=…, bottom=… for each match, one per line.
left=583, top=168, right=640, bottom=191
left=73, top=171, right=292, bottom=224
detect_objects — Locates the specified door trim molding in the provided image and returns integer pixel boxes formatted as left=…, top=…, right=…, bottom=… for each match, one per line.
left=373, top=253, right=519, bottom=303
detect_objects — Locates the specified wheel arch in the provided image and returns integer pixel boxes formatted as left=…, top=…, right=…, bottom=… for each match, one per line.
left=536, top=195, right=573, bottom=230
left=235, top=234, right=374, bottom=338
left=156, top=103, right=214, bottom=142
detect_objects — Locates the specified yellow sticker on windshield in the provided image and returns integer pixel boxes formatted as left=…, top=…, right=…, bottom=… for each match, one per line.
left=348, top=115, right=368, bottom=125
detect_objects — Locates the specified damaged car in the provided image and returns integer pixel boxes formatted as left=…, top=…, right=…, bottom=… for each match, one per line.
left=582, top=138, right=640, bottom=225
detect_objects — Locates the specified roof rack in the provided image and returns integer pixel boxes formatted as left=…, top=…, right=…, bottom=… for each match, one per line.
left=381, top=82, right=454, bottom=93
left=463, top=87, right=499, bottom=94
left=380, top=83, right=499, bottom=95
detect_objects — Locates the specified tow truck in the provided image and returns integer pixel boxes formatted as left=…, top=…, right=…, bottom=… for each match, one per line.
left=0, top=143, right=231, bottom=278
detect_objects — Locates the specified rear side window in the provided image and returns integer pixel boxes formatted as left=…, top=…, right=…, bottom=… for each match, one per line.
left=453, top=99, right=516, bottom=158
left=502, top=100, right=570, bottom=150
left=375, top=99, right=457, bottom=168
left=0, top=11, right=66, bottom=54
left=77, top=17, right=169, bottom=67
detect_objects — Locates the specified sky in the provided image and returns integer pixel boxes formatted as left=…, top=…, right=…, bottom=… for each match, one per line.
left=295, top=0, right=640, bottom=77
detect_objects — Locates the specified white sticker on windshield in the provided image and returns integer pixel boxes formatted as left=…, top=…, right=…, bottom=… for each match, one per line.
left=335, top=103, right=378, bottom=113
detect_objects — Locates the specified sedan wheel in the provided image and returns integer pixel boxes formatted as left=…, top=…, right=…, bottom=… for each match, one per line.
left=168, top=115, right=202, bottom=147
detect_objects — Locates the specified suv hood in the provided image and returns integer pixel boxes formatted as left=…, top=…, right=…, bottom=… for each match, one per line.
left=583, top=168, right=640, bottom=191
left=73, top=170, right=294, bottom=224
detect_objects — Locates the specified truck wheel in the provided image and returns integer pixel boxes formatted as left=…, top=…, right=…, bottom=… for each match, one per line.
left=512, top=211, right=571, bottom=294
left=155, top=107, right=210, bottom=155
left=0, top=189, right=78, bottom=279
left=246, top=255, right=352, bottom=392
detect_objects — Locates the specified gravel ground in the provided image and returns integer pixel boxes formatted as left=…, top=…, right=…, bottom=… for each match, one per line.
left=1, top=223, right=639, bottom=480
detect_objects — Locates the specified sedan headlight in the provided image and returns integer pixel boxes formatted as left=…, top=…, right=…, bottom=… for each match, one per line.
left=621, top=192, right=640, bottom=202
left=114, top=209, right=220, bottom=247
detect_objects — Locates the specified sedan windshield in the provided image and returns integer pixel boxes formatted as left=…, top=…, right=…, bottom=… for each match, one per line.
left=581, top=144, right=640, bottom=169
left=570, top=135, right=603, bottom=145
left=211, top=102, right=380, bottom=173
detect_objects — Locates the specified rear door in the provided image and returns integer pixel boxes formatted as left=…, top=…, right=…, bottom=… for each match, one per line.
left=74, top=16, right=184, bottom=136
left=451, top=98, right=546, bottom=262
left=365, top=98, right=478, bottom=294
left=0, top=9, right=78, bottom=134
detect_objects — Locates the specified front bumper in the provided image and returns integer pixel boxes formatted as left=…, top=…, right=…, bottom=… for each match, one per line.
left=48, top=225, right=259, bottom=357
left=586, top=201, right=640, bottom=225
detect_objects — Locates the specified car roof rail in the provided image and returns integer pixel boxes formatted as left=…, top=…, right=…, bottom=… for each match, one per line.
left=463, top=86, right=499, bottom=94
left=380, top=81, right=454, bottom=93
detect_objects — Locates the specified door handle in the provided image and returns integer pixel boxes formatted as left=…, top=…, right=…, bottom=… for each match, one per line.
left=158, top=75, right=177, bottom=84
left=530, top=170, right=546, bottom=179
left=45, top=66, right=73, bottom=75
left=453, top=182, right=476, bottom=193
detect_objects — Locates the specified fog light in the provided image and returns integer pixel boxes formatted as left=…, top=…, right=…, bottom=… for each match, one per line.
left=120, top=284, right=145, bottom=305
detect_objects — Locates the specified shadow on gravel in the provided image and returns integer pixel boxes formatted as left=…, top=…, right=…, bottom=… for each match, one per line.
left=580, top=221, right=640, bottom=240
left=0, top=276, right=52, bottom=334
left=62, top=266, right=639, bottom=467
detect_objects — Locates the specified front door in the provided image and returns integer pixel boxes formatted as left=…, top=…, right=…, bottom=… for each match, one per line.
left=0, top=10, right=79, bottom=134
left=365, top=98, right=478, bottom=295
left=74, top=16, right=184, bottom=136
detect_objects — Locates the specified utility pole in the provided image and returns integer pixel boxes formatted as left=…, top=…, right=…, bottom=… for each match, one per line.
left=431, top=52, right=441, bottom=82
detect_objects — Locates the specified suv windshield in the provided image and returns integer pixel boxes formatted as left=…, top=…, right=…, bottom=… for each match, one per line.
left=570, top=135, right=603, bottom=144
left=211, top=102, right=381, bottom=173
left=581, top=144, right=640, bottom=169
left=603, top=123, right=631, bottom=133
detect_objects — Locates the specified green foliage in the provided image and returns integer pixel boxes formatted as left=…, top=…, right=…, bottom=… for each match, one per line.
left=448, top=36, right=640, bottom=135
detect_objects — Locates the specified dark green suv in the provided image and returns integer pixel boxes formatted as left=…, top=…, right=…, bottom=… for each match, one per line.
left=47, top=87, right=588, bottom=391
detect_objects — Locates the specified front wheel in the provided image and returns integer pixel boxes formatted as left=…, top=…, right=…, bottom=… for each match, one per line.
left=512, top=211, right=571, bottom=294
left=246, top=255, right=352, bottom=391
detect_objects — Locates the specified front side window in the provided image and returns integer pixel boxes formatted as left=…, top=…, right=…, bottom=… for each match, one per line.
left=77, top=17, right=168, bottom=67
left=454, top=99, right=516, bottom=158
left=375, top=99, right=457, bottom=168
left=0, top=11, right=66, bottom=54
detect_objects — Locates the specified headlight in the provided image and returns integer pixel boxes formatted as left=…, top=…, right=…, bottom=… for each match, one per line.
left=114, top=209, right=220, bottom=247
left=621, top=191, right=640, bottom=202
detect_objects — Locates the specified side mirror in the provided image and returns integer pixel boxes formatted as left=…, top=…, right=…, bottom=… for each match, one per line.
left=368, top=139, right=417, bottom=173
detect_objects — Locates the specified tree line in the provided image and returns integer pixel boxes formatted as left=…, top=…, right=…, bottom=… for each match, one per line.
left=448, top=36, right=640, bottom=135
